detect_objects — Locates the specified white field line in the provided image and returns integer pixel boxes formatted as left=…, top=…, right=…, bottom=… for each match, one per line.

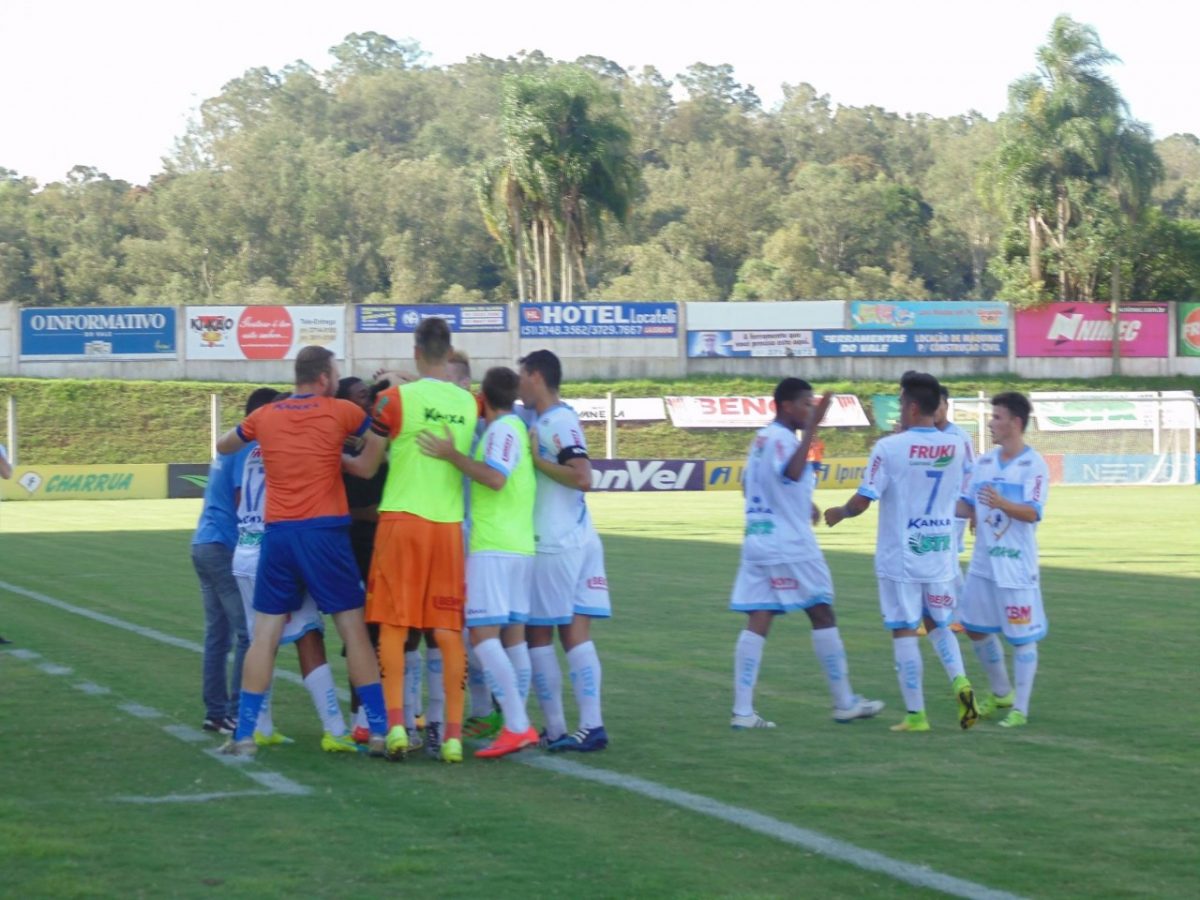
left=117, top=790, right=276, bottom=804
left=1, top=578, right=1020, bottom=897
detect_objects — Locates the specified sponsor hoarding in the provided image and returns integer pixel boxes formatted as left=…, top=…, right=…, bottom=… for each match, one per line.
left=20, top=307, right=177, bottom=360
left=355, top=304, right=508, bottom=333
left=519, top=303, right=678, bottom=338
left=686, top=301, right=845, bottom=330
left=849, top=301, right=1008, bottom=330
left=1015, top=302, right=1168, bottom=357
left=566, top=399, right=666, bottom=422
left=871, top=395, right=901, bottom=432
left=705, top=457, right=871, bottom=491
left=1179, top=302, right=1200, bottom=357
left=1059, top=454, right=1193, bottom=486
left=167, top=463, right=210, bottom=499
left=589, top=459, right=704, bottom=491
left=1032, top=393, right=1198, bottom=431
left=1, top=465, right=168, bottom=501
left=666, top=395, right=870, bottom=429
left=185, top=306, right=345, bottom=360
left=688, top=328, right=1006, bottom=358
left=688, top=330, right=817, bottom=357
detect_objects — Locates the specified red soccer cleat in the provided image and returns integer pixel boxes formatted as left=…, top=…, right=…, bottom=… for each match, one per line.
left=474, top=725, right=539, bottom=759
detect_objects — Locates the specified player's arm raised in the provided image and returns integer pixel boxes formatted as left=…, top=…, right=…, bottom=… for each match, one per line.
left=416, top=426, right=506, bottom=491
left=784, top=391, right=833, bottom=482
left=528, top=426, right=591, bottom=491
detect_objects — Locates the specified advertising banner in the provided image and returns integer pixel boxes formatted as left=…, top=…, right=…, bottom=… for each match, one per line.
left=686, top=301, right=845, bottom=331
left=355, top=304, right=508, bottom=333
left=1179, top=302, right=1200, bottom=357
left=871, top=395, right=901, bottom=432
left=688, top=330, right=817, bottom=358
left=185, top=306, right=345, bottom=360
left=590, top=459, right=704, bottom=492
left=850, top=301, right=1008, bottom=330
left=519, top=303, right=678, bottom=338
left=814, top=330, right=1008, bottom=356
left=567, top=399, right=666, bottom=422
left=1032, top=394, right=1198, bottom=431
left=1059, top=454, right=1193, bottom=486
left=20, top=307, right=176, bottom=360
left=167, top=463, right=210, bottom=499
left=1015, top=303, right=1168, bottom=358
left=666, top=395, right=870, bottom=429
left=705, top=457, right=870, bottom=491
left=1, top=465, right=168, bottom=501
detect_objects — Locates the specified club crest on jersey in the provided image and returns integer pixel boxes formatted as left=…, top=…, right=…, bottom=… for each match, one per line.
left=985, top=508, right=1011, bottom=540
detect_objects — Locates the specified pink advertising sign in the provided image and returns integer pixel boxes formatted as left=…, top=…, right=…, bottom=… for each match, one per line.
left=1015, top=303, right=1168, bottom=358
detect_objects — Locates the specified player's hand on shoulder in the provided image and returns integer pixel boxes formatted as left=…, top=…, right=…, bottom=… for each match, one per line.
left=372, top=369, right=416, bottom=388
left=416, top=425, right=455, bottom=460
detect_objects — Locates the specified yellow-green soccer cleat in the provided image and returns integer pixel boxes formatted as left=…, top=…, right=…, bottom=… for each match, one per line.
left=253, top=730, right=295, bottom=747
left=385, top=724, right=410, bottom=761
left=998, top=710, right=1028, bottom=729
left=890, top=711, right=931, bottom=732
left=440, top=737, right=463, bottom=764
left=321, top=731, right=358, bottom=753
left=952, top=675, right=979, bottom=730
left=976, top=690, right=1016, bottom=719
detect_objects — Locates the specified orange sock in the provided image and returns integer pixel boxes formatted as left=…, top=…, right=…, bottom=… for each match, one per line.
left=435, top=628, right=467, bottom=740
left=378, top=624, right=409, bottom=730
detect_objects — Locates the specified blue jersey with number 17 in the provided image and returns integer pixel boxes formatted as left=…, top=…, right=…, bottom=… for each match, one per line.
left=857, top=426, right=967, bottom=583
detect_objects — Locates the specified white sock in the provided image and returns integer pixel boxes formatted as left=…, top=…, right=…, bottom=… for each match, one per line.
left=404, top=650, right=422, bottom=728
left=893, top=636, right=925, bottom=713
left=425, top=648, right=444, bottom=724
left=1013, top=644, right=1038, bottom=715
left=467, top=641, right=493, bottom=716
left=505, top=641, right=532, bottom=702
left=733, top=630, right=766, bottom=717
left=475, top=638, right=530, bottom=733
left=303, top=663, right=346, bottom=737
left=927, top=626, right=966, bottom=682
left=810, top=626, right=855, bottom=709
left=972, top=635, right=1013, bottom=696
left=255, top=687, right=274, bottom=737
left=353, top=706, right=368, bottom=731
left=566, top=641, right=603, bottom=730
left=529, top=644, right=566, bottom=739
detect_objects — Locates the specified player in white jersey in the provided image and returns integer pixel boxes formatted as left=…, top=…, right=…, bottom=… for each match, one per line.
left=935, top=385, right=976, bottom=623
left=729, top=378, right=885, bottom=730
left=955, top=392, right=1049, bottom=728
left=232, top=388, right=355, bottom=752
left=825, top=372, right=979, bottom=732
left=518, top=349, right=610, bottom=752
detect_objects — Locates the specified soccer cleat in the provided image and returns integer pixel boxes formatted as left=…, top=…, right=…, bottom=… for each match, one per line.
left=423, top=722, right=442, bottom=759
left=405, top=727, right=424, bottom=755
left=475, top=726, right=540, bottom=759
left=976, top=690, right=1015, bottom=719
left=414, top=713, right=426, bottom=731
left=203, top=717, right=235, bottom=735
left=890, top=711, right=931, bottom=732
left=321, top=731, right=358, bottom=754
left=351, top=725, right=371, bottom=745
left=998, top=710, right=1028, bottom=729
left=463, top=709, right=504, bottom=740
left=218, top=736, right=258, bottom=757
left=385, top=724, right=410, bottom=761
left=953, top=675, right=980, bottom=730
left=367, top=734, right=387, bottom=757
left=730, top=712, right=776, bottom=730
left=537, top=728, right=566, bottom=749
left=833, top=696, right=886, bottom=723
left=440, top=737, right=464, bottom=763
left=253, top=730, right=294, bottom=747
left=548, top=726, right=609, bottom=752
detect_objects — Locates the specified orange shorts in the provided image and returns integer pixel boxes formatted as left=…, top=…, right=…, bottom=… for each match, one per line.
left=366, top=513, right=465, bottom=631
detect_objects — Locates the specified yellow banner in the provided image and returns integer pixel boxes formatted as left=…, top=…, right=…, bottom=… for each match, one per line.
left=1, top=465, right=168, bottom=501
left=704, top=457, right=870, bottom=492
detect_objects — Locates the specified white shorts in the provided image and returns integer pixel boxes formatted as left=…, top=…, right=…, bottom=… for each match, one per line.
left=530, top=532, right=611, bottom=626
left=235, top=569, right=324, bottom=646
left=466, top=552, right=533, bottom=627
left=729, top=557, right=834, bottom=614
left=958, top=573, right=1047, bottom=645
left=877, top=578, right=957, bottom=631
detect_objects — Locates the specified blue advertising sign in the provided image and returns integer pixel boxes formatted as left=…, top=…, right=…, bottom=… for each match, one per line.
left=355, top=304, right=508, bottom=333
left=689, top=329, right=1007, bottom=357
left=20, top=307, right=177, bottom=360
left=519, top=303, right=678, bottom=338
left=850, top=301, right=1008, bottom=331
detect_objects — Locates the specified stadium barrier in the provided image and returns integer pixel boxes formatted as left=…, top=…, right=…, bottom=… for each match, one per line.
left=1, top=464, right=168, bottom=501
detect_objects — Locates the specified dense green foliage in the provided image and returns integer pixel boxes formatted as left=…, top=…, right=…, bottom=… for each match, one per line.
left=2, top=20, right=1199, bottom=310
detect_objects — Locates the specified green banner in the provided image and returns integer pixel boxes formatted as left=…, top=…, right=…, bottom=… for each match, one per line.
left=1180, top=302, right=1200, bottom=357
left=871, top=395, right=900, bottom=432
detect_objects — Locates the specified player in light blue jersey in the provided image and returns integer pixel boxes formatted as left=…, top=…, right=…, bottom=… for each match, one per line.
left=729, top=378, right=884, bottom=729
left=956, top=392, right=1049, bottom=728
left=935, top=384, right=976, bottom=629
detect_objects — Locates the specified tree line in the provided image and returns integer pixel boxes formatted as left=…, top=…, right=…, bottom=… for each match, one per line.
left=2, top=17, right=1198, bottom=310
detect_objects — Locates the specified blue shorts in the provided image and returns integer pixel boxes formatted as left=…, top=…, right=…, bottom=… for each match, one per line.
left=254, top=522, right=365, bottom=616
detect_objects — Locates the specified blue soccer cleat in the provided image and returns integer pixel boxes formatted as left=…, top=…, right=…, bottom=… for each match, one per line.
left=547, top=726, right=609, bottom=753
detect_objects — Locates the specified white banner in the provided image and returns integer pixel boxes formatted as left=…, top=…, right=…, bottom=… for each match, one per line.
left=665, top=395, right=869, bottom=428
left=686, top=301, right=845, bottom=331
left=1031, top=392, right=1198, bottom=431
left=568, top=398, right=667, bottom=423
left=185, top=306, right=345, bottom=361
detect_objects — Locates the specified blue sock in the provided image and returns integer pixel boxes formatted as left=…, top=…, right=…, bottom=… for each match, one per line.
left=235, top=691, right=265, bottom=741
left=356, top=682, right=388, bottom=736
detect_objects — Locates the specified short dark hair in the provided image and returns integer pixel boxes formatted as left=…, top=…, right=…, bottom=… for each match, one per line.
left=992, top=391, right=1032, bottom=431
left=336, top=376, right=364, bottom=400
left=773, top=377, right=813, bottom=408
left=518, top=349, right=562, bottom=391
left=482, top=367, right=519, bottom=411
left=447, top=348, right=471, bottom=378
left=900, top=371, right=941, bottom=416
left=937, top=384, right=950, bottom=401
left=245, top=387, right=281, bottom=415
left=415, top=317, right=452, bottom=362
left=295, top=346, right=334, bottom=385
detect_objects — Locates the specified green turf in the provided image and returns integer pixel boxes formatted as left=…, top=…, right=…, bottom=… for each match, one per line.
left=1, top=490, right=1197, bottom=898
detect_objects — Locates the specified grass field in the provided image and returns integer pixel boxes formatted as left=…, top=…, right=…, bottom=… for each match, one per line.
left=1, top=490, right=1197, bottom=899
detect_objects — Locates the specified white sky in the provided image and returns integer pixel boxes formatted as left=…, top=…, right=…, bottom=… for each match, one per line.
left=2, top=0, right=1194, bottom=186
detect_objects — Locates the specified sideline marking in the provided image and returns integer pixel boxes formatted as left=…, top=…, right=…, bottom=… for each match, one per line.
left=118, top=702, right=164, bottom=719
left=2, top=579, right=1019, bottom=897
left=162, top=724, right=210, bottom=744
left=75, top=682, right=112, bottom=696
left=38, top=662, right=74, bottom=675
left=117, top=790, right=275, bottom=805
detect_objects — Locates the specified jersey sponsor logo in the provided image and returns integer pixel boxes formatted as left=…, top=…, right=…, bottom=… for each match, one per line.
left=769, top=577, right=799, bottom=591
left=989, top=546, right=1021, bottom=559
left=744, top=521, right=775, bottom=536
left=502, top=433, right=514, bottom=459
left=432, top=594, right=461, bottom=611
left=868, top=454, right=883, bottom=482
left=423, top=406, right=466, bottom=426
left=586, top=576, right=608, bottom=591
left=909, top=444, right=955, bottom=460
left=925, top=592, right=953, bottom=608
left=907, top=532, right=952, bottom=555
left=907, top=517, right=952, bottom=529
left=1005, top=604, right=1033, bottom=625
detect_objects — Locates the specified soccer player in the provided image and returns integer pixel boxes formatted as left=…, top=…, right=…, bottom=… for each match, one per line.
left=956, top=392, right=1049, bottom=728
left=935, top=385, right=976, bottom=633
left=344, top=317, right=478, bottom=763
left=825, top=371, right=978, bottom=733
left=215, top=346, right=390, bottom=757
left=417, top=366, right=539, bottom=758
left=730, top=378, right=885, bottom=729
left=517, top=349, right=610, bottom=752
